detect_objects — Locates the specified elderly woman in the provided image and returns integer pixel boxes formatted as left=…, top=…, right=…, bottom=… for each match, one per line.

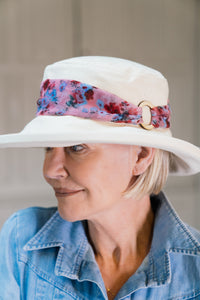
left=0, top=56, right=200, bottom=300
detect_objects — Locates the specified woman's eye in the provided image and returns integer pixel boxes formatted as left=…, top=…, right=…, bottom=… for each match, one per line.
left=68, top=144, right=85, bottom=153
left=45, top=147, right=53, bottom=152
left=44, top=145, right=87, bottom=155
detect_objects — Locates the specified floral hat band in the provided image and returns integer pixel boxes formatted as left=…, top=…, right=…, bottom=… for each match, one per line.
left=37, top=79, right=171, bottom=130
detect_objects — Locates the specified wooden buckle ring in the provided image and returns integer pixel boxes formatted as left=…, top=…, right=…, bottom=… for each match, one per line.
left=138, top=101, right=154, bottom=130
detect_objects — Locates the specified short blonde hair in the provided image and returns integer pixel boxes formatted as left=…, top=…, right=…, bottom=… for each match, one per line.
left=122, top=148, right=170, bottom=199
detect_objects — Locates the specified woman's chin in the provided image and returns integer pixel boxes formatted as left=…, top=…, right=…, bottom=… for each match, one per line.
left=57, top=205, right=85, bottom=222
left=56, top=191, right=87, bottom=222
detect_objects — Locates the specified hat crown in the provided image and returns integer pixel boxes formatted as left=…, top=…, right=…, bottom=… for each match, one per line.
left=43, top=56, right=169, bottom=107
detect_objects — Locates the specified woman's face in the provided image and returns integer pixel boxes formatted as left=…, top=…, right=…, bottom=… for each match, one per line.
left=43, top=143, right=141, bottom=222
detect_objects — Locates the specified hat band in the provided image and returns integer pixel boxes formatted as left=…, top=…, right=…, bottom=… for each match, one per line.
left=37, top=79, right=171, bottom=129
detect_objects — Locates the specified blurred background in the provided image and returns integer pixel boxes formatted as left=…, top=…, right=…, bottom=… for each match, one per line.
left=0, top=0, right=200, bottom=229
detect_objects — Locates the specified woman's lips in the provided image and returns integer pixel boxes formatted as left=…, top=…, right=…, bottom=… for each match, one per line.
left=54, top=188, right=83, bottom=197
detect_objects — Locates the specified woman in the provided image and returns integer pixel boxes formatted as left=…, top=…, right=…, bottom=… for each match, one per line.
left=0, top=56, right=200, bottom=300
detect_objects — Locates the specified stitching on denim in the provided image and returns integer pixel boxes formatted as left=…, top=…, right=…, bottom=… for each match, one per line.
left=169, top=288, right=200, bottom=300
left=146, top=251, right=154, bottom=282
left=25, top=211, right=89, bottom=277
left=169, top=247, right=200, bottom=255
left=73, top=238, right=88, bottom=275
left=147, top=249, right=171, bottom=286
left=164, top=251, right=171, bottom=285
left=15, top=213, right=21, bottom=286
left=57, top=234, right=88, bottom=276
left=27, top=211, right=60, bottom=245
left=18, top=257, right=84, bottom=300
left=163, top=197, right=200, bottom=251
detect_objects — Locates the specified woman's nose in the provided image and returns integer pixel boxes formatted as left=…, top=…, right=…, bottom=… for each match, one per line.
left=43, top=147, right=69, bottom=180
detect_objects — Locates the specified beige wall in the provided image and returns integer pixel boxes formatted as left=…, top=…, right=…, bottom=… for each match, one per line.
left=0, top=0, right=200, bottom=229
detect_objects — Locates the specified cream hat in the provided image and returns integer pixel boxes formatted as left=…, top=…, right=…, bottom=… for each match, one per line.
left=0, top=56, right=200, bottom=175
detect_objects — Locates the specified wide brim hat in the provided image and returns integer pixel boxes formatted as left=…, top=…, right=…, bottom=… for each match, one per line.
left=0, top=56, right=200, bottom=176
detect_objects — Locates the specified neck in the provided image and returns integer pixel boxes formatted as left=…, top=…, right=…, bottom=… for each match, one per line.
left=87, top=194, right=154, bottom=266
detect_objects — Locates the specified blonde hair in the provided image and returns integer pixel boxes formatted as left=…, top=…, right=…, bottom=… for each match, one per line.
left=122, top=148, right=170, bottom=200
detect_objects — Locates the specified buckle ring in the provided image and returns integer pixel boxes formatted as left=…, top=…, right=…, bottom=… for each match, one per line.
left=138, top=101, right=154, bottom=130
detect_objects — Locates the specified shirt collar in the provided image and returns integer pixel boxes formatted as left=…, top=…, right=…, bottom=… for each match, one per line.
left=24, top=210, right=106, bottom=294
left=24, top=192, right=200, bottom=291
left=146, top=192, right=200, bottom=287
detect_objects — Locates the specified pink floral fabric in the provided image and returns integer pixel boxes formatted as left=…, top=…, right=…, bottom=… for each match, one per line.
left=151, top=105, right=171, bottom=128
left=37, top=79, right=171, bottom=128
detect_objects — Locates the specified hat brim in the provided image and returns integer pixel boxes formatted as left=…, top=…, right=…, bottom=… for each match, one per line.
left=0, top=116, right=200, bottom=176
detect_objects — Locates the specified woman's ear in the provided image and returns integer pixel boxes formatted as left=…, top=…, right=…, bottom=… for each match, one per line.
left=132, top=147, right=155, bottom=176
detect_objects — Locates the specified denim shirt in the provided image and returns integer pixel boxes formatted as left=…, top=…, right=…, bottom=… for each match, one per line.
left=1, top=192, right=200, bottom=300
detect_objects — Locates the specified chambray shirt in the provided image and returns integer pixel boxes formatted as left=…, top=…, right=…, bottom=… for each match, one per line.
left=1, top=192, right=200, bottom=300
